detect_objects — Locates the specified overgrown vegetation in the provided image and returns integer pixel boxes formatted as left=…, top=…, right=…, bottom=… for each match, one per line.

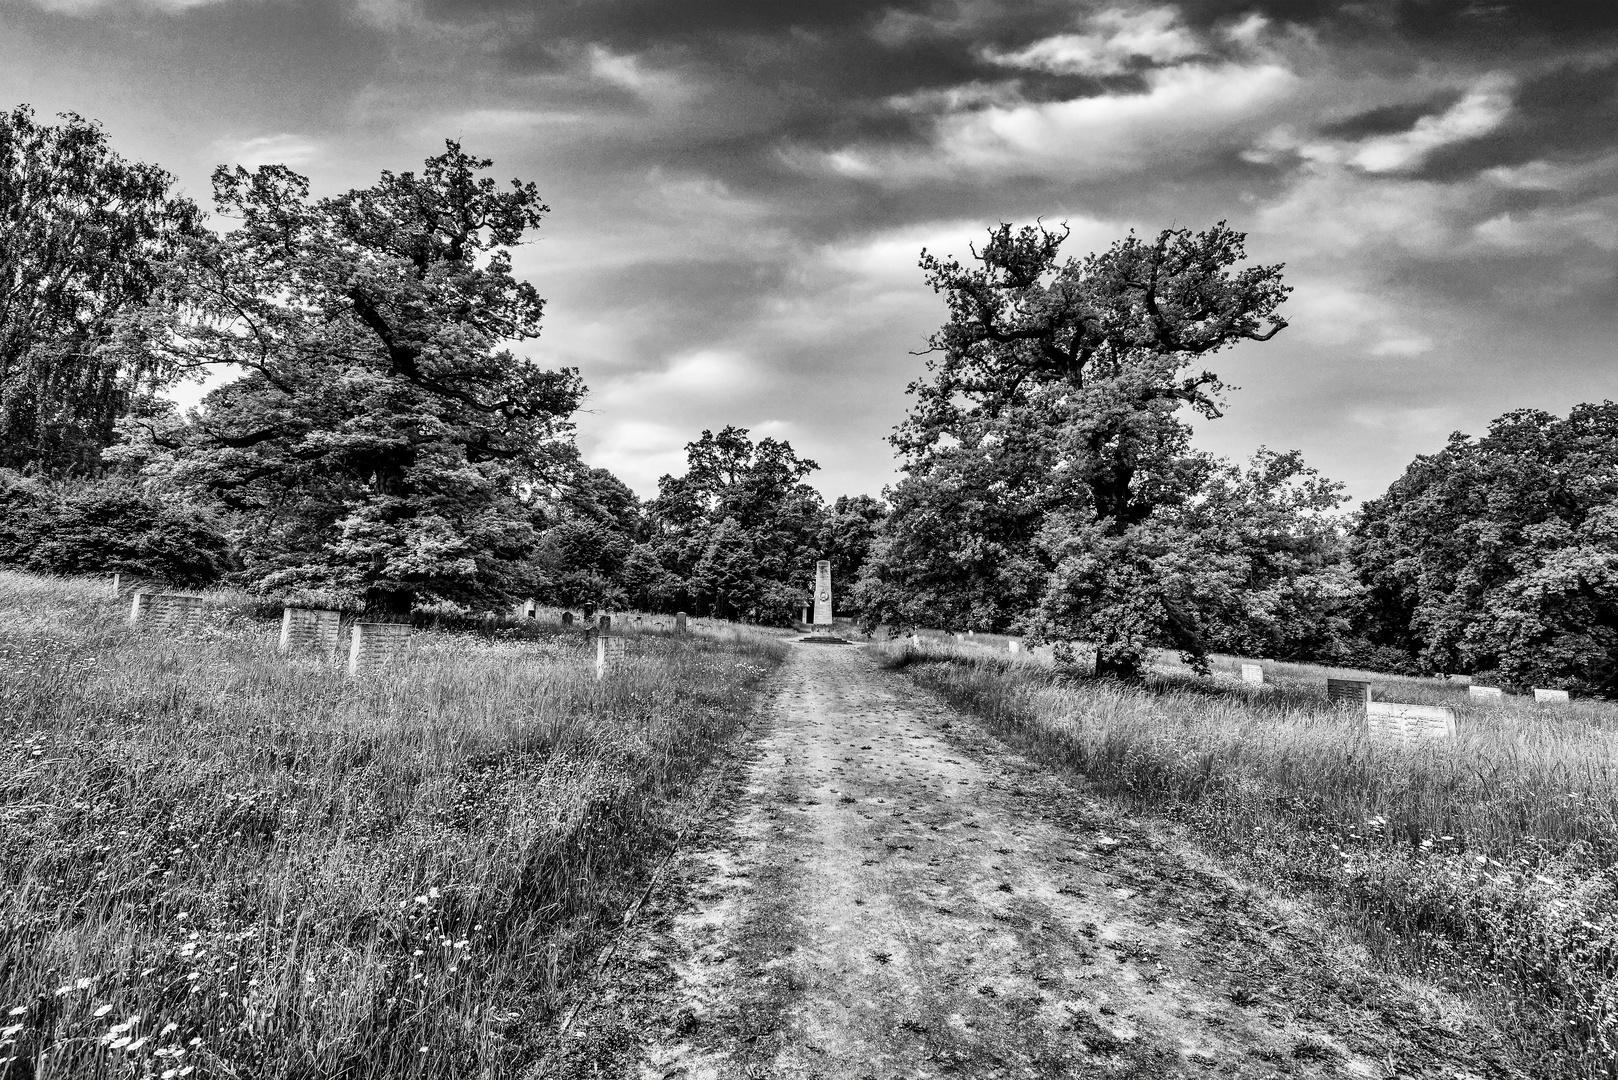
left=0, top=570, right=784, bottom=1078
left=880, top=638, right=1618, bottom=1075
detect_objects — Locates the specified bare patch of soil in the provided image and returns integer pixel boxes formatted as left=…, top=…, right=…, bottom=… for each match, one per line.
left=543, top=644, right=1527, bottom=1079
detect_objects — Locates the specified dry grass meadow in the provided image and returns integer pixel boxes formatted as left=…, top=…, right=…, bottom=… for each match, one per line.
left=0, top=570, right=785, bottom=1079
left=879, top=637, right=1618, bottom=1076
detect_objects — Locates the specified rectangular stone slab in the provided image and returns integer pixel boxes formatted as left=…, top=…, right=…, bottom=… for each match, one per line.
left=1533, top=688, right=1570, bottom=703
left=1241, top=663, right=1264, bottom=685
left=1467, top=685, right=1503, bottom=701
left=279, top=607, right=341, bottom=656
left=1326, top=678, right=1371, bottom=709
left=595, top=633, right=630, bottom=679
left=346, top=622, right=411, bottom=676
left=1367, top=701, right=1456, bottom=741
left=129, top=592, right=205, bottom=632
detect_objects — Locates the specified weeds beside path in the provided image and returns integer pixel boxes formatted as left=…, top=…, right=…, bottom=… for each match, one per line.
left=0, top=571, right=785, bottom=1079
left=885, top=640, right=1618, bottom=1077
left=602, top=641, right=1524, bottom=1079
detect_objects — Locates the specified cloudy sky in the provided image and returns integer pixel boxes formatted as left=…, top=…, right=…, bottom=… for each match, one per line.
left=3, top=0, right=1615, bottom=504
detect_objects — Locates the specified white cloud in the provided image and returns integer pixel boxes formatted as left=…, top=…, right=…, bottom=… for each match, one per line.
left=1350, top=78, right=1513, bottom=174
left=815, top=61, right=1296, bottom=183
left=1347, top=405, right=1459, bottom=434
left=1369, top=335, right=1434, bottom=358
left=984, top=8, right=1201, bottom=77
left=588, top=45, right=686, bottom=104
left=440, top=108, right=587, bottom=132
left=26, top=0, right=220, bottom=11
left=212, top=133, right=321, bottom=171
left=1247, top=76, right=1514, bottom=176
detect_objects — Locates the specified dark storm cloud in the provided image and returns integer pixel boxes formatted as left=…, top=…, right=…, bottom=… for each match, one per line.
left=4, top=0, right=1618, bottom=503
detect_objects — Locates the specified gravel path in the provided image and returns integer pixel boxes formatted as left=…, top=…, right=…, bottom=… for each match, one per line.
left=568, top=641, right=1525, bottom=1079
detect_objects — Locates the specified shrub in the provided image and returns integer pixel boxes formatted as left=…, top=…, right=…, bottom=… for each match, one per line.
left=0, top=476, right=233, bottom=586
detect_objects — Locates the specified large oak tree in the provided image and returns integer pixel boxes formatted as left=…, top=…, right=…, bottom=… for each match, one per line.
left=118, top=144, right=583, bottom=616
left=862, top=222, right=1324, bottom=677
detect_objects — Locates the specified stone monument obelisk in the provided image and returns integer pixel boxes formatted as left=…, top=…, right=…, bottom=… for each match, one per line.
left=813, top=560, right=832, bottom=627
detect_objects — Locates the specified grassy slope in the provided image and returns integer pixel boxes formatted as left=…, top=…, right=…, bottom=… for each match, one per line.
left=0, top=571, right=785, bottom=1079
left=880, top=639, right=1618, bottom=1077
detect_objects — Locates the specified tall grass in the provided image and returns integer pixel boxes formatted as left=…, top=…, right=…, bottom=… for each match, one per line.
left=881, top=638, right=1618, bottom=1077
left=0, top=570, right=784, bottom=1079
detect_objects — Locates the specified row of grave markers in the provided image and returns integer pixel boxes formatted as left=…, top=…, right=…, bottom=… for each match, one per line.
left=1324, top=675, right=1572, bottom=745
left=117, top=575, right=680, bottom=678
left=908, top=623, right=1579, bottom=714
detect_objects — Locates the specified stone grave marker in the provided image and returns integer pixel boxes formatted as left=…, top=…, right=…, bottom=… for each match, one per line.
left=1326, top=678, right=1371, bottom=709
left=1367, top=701, right=1456, bottom=741
left=129, top=591, right=205, bottom=632
left=595, top=627, right=629, bottom=680
left=561, top=611, right=573, bottom=627
left=346, top=622, right=411, bottom=676
left=1468, top=685, right=1503, bottom=702
left=1241, top=663, right=1264, bottom=685
left=598, top=615, right=611, bottom=633
left=1445, top=674, right=1473, bottom=685
left=279, top=607, right=341, bottom=656
left=675, top=611, right=688, bottom=632
left=814, top=560, right=832, bottom=627
left=1533, top=688, right=1570, bottom=703
left=1008, top=639, right=1021, bottom=654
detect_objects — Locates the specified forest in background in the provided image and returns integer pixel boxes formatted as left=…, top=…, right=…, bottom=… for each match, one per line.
left=6, top=106, right=1618, bottom=694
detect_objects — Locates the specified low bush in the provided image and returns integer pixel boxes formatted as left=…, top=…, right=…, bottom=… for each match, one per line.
left=0, top=472, right=233, bottom=586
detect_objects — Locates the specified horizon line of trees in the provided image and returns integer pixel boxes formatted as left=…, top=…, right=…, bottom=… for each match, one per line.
left=5, top=104, right=1618, bottom=695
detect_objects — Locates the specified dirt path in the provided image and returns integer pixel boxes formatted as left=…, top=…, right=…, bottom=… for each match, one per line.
left=561, top=641, right=1526, bottom=1079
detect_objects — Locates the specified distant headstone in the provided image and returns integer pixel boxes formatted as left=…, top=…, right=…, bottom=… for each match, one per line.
left=109, top=572, right=121, bottom=597
left=1241, top=663, right=1264, bottom=685
left=675, top=611, right=688, bottom=632
left=561, top=611, right=574, bottom=627
left=635, top=616, right=643, bottom=629
left=813, top=560, right=832, bottom=627
left=1533, top=688, right=1570, bottom=703
left=1008, top=639, right=1021, bottom=654
left=279, top=606, right=341, bottom=656
left=1367, top=701, right=1456, bottom=741
left=346, top=622, right=411, bottom=676
left=129, top=592, right=205, bottom=632
left=598, top=615, right=611, bottom=633
left=1326, top=678, right=1372, bottom=709
left=1468, top=685, right=1503, bottom=702
left=800, top=604, right=810, bottom=624
left=1445, top=674, right=1474, bottom=685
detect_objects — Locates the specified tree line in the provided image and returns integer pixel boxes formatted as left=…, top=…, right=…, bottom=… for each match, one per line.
left=5, top=106, right=1617, bottom=694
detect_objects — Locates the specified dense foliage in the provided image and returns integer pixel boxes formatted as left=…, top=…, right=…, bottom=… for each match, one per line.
left=1352, top=403, right=1618, bottom=694
left=8, top=103, right=1618, bottom=691
left=116, top=144, right=584, bottom=617
left=0, top=106, right=202, bottom=475
left=861, top=221, right=1312, bottom=676
left=0, top=470, right=231, bottom=586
